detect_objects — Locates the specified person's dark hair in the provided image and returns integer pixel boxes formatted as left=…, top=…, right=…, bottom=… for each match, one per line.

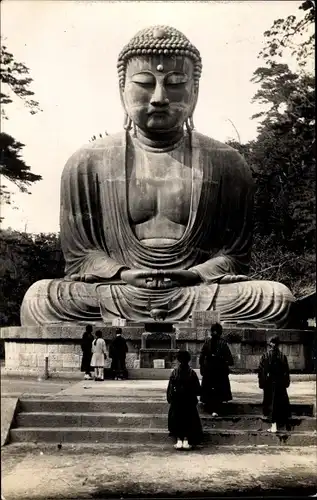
left=177, top=350, right=191, bottom=364
left=210, top=322, right=222, bottom=336
left=95, top=330, right=103, bottom=338
left=269, top=335, right=280, bottom=347
left=115, top=328, right=122, bottom=335
left=85, top=325, right=93, bottom=333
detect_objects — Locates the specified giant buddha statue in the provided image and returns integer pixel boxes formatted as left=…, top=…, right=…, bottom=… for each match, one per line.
left=21, top=26, right=294, bottom=328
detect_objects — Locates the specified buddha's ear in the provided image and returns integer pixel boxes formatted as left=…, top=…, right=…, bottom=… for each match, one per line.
left=119, top=86, right=127, bottom=113
left=189, top=86, right=199, bottom=116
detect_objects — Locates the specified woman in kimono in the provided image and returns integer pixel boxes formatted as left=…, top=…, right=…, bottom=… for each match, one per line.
left=91, top=330, right=107, bottom=381
left=167, top=350, right=203, bottom=450
left=80, top=325, right=94, bottom=380
left=199, top=323, right=234, bottom=416
left=258, top=336, right=291, bottom=433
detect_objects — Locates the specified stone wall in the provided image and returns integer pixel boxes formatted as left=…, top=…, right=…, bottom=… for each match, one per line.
left=0, top=324, right=315, bottom=376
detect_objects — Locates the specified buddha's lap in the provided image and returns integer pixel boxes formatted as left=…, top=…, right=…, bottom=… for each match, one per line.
left=23, top=278, right=293, bottom=305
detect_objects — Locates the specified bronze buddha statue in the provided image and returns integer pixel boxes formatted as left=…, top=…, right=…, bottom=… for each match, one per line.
left=21, top=26, right=294, bottom=327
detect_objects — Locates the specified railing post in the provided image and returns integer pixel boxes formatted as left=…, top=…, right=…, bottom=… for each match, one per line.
left=44, top=354, right=49, bottom=380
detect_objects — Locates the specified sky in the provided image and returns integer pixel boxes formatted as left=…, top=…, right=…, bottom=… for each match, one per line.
left=1, top=0, right=304, bottom=233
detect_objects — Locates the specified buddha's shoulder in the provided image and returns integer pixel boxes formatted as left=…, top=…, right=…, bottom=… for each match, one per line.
left=193, top=132, right=242, bottom=156
left=71, top=133, right=125, bottom=157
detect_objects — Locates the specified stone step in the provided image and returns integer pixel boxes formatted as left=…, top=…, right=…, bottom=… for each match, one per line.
left=15, top=412, right=316, bottom=431
left=10, top=426, right=317, bottom=447
left=19, top=399, right=314, bottom=416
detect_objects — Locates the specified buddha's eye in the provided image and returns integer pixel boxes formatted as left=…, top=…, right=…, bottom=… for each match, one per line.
left=165, top=73, right=188, bottom=87
left=131, top=73, right=155, bottom=87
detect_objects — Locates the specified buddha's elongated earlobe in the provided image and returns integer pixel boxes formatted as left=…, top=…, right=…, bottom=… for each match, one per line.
left=123, top=114, right=132, bottom=131
left=133, top=121, right=137, bottom=137
left=186, top=116, right=195, bottom=131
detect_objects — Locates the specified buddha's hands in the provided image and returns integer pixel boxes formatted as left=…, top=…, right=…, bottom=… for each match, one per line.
left=218, top=274, right=250, bottom=283
left=64, top=274, right=103, bottom=283
left=120, top=269, right=201, bottom=289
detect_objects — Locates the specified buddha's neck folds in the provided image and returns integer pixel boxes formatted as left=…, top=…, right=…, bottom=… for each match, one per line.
left=134, top=126, right=185, bottom=150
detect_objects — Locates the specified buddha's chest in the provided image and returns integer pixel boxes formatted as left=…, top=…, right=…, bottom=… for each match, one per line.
left=127, top=148, right=192, bottom=225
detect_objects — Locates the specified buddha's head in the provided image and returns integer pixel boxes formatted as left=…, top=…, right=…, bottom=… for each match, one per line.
left=117, top=26, right=202, bottom=136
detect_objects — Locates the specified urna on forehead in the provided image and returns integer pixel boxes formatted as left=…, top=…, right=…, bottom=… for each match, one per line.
left=117, top=25, right=202, bottom=88
left=125, top=55, right=194, bottom=76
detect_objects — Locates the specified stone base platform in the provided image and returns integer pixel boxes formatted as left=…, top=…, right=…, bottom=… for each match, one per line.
left=0, top=324, right=316, bottom=377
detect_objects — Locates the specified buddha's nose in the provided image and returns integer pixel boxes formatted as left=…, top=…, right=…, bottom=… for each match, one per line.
left=150, top=83, right=169, bottom=107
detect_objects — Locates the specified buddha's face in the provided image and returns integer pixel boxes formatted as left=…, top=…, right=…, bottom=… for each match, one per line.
left=122, top=55, right=197, bottom=134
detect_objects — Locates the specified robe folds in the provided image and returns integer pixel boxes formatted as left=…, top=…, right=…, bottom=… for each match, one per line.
left=199, top=338, right=234, bottom=412
left=167, top=365, right=203, bottom=445
left=20, top=131, right=294, bottom=326
left=258, top=348, right=291, bottom=426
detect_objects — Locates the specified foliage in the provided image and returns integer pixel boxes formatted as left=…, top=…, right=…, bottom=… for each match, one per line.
left=227, top=23, right=315, bottom=297
left=0, top=40, right=42, bottom=214
left=259, top=0, right=315, bottom=68
left=0, top=230, right=64, bottom=326
left=0, top=42, right=41, bottom=119
left=0, top=133, right=42, bottom=212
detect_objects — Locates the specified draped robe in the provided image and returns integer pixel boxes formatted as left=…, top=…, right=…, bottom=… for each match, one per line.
left=20, top=131, right=294, bottom=326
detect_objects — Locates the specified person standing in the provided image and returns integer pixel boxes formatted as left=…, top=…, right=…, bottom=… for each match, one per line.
left=199, top=323, right=234, bottom=416
left=167, top=350, right=203, bottom=450
left=80, top=325, right=94, bottom=380
left=91, top=330, right=107, bottom=381
left=109, top=328, right=128, bottom=380
left=258, top=336, right=291, bottom=433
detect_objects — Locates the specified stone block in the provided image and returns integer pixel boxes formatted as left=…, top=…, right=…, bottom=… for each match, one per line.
left=19, top=353, right=37, bottom=367
left=62, top=360, right=80, bottom=369
left=126, top=353, right=138, bottom=369
left=62, top=354, right=78, bottom=364
left=244, top=354, right=262, bottom=370
left=33, top=344, right=48, bottom=354
left=47, top=344, right=60, bottom=354
left=45, top=354, right=63, bottom=367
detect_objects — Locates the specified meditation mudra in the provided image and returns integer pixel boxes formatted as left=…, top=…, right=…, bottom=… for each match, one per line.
left=21, top=26, right=294, bottom=328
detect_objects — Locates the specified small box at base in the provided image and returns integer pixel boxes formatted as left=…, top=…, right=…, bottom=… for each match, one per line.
left=153, top=359, right=165, bottom=369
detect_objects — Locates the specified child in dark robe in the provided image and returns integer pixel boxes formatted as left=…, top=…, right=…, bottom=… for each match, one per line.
left=167, top=350, right=203, bottom=450
left=80, top=325, right=94, bottom=380
left=258, top=335, right=291, bottom=433
left=109, top=328, right=128, bottom=380
left=199, top=323, right=234, bottom=416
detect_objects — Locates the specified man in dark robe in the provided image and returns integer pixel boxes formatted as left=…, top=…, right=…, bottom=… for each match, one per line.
left=167, top=350, right=203, bottom=450
left=258, top=336, right=291, bottom=432
left=80, top=325, right=94, bottom=380
left=199, top=323, right=234, bottom=416
left=109, top=328, right=128, bottom=380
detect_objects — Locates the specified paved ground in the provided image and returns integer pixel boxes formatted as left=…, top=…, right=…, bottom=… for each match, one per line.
left=1, top=374, right=316, bottom=400
left=2, top=444, right=317, bottom=499
left=1, top=375, right=316, bottom=499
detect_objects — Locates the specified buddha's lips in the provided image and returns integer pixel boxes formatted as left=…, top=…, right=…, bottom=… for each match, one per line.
left=148, top=109, right=170, bottom=116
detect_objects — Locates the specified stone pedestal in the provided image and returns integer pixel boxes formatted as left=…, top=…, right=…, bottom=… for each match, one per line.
left=0, top=324, right=315, bottom=376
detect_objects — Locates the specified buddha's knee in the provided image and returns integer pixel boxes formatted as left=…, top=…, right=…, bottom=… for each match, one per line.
left=21, top=279, right=60, bottom=326
left=260, top=280, right=295, bottom=303
left=22, top=279, right=56, bottom=303
left=21, top=279, right=101, bottom=326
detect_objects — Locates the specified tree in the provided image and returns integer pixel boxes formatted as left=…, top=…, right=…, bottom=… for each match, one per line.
left=250, top=63, right=315, bottom=249
left=0, top=133, right=42, bottom=210
left=1, top=43, right=41, bottom=119
left=0, top=230, right=64, bottom=326
left=0, top=40, right=42, bottom=214
left=259, top=0, right=315, bottom=68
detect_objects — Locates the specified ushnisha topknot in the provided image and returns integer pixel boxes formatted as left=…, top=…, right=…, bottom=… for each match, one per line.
left=117, top=25, right=202, bottom=89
